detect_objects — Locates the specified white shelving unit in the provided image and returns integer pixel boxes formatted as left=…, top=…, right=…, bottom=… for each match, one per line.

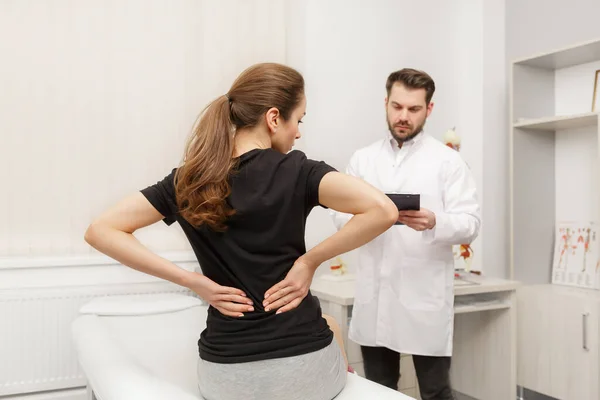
left=510, top=38, right=600, bottom=283
left=510, top=38, right=600, bottom=400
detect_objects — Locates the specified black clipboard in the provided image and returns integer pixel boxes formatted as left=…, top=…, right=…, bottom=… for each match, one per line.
left=386, top=193, right=420, bottom=225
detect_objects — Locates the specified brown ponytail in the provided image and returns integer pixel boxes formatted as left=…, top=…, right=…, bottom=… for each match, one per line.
left=174, top=63, right=305, bottom=231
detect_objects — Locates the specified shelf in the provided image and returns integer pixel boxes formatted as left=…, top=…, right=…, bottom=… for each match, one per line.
left=513, top=112, right=598, bottom=131
left=454, top=302, right=510, bottom=315
left=513, top=38, right=600, bottom=69
left=453, top=291, right=513, bottom=314
left=454, top=276, right=521, bottom=296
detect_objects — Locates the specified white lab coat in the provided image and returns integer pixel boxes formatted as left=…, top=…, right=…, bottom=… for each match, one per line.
left=331, top=132, right=480, bottom=357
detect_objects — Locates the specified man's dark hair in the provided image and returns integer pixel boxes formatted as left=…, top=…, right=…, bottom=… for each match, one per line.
left=386, top=68, right=435, bottom=104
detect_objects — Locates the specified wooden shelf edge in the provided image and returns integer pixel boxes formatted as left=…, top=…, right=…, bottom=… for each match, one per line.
left=454, top=302, right=511, bottom=314
left=513, top=112, right=599, bottom=131
left=512, top=37, right=600, bottom=69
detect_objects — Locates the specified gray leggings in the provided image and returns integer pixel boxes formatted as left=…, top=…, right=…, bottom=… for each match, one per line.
left=197, top=340, right=347, bottom=400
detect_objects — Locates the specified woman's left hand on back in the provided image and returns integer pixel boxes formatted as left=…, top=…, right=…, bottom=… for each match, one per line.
left=263, top=258, right=316, bottom=314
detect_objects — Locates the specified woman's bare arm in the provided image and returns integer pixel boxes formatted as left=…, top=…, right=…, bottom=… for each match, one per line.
left=303, top=172, right=398, bottom=266
left=264, top=172, right=397, bottom=313
left=84, top=193, right=253, bottom=317
left=84, top=193, right=194, bottom=285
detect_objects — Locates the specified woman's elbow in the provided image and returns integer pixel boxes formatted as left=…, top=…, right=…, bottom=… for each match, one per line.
left=376, top=197, right=399, bottom=227
left=84, top=221, right=103, bottom=247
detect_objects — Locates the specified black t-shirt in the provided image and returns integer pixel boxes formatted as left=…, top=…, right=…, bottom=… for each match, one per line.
left=141, top=148, right=337, bottom=364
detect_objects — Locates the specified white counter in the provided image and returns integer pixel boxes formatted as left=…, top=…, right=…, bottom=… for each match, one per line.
left=310, top=273, right=520, bottom=400
left=311, top=273, right=520, bottom=307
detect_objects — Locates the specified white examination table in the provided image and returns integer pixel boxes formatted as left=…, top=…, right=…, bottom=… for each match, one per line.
left=71, top=293, right=414, bottom=400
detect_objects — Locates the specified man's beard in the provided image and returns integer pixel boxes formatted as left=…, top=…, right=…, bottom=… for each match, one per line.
left=388, top=119, right=425, bottom=145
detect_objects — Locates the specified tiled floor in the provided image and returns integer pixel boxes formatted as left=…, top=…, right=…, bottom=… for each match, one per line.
left=453, top=391, right=478, bottom=400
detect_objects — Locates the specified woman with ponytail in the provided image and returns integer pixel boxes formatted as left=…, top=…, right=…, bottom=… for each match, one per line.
left=84, top=63, right=398, bottom=400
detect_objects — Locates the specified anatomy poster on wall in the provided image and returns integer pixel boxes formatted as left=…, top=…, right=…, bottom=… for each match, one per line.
left=552, top=221, right=600, bottom=290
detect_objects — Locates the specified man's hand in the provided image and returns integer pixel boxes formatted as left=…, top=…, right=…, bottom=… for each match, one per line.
left=263, top=258, right=316, bottom=314
left=397, top=208, right=436, bottom=231
left=186, top=273, right=253, bottom=318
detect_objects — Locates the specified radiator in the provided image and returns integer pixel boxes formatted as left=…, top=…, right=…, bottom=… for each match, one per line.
left=0, top=257, right=197, bottom=397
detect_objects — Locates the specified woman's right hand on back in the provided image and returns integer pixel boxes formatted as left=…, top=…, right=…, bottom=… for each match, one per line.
left=291, top=172, right=398, bottom=277
left=186, top=273, right=254, bottom=317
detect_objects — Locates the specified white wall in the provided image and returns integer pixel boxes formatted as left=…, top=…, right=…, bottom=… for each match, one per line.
left=506, top=0, right=600, bottom=62
left=2, top=0, right=509, bottom=279
left=289, top=0, right=507, bottom=278
left=0, top=0, right=286, bottom=257
left=482, top=0, right=509, bottom=278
